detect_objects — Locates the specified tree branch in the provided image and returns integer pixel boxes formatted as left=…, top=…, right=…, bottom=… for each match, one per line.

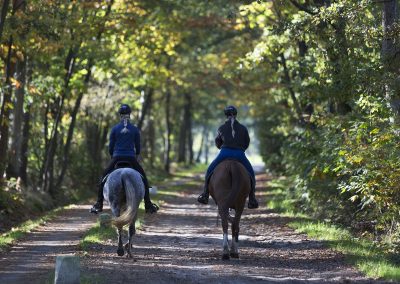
left=289, top=0, right=318, bottom=15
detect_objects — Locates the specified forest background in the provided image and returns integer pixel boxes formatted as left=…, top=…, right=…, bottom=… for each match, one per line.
left=0, top=0, right=400, bottom=247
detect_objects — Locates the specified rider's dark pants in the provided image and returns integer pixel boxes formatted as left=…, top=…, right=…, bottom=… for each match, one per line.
left=97, top=156, right=150, bottom=203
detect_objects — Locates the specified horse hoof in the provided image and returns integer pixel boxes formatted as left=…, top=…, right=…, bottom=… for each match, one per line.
left=117, top=248, right=124, bottom=256
left=126, top=253, right=133, bottom=258
left=222, top=254, right=230, bottom=260
left=230, top=252, right=239, bottom=258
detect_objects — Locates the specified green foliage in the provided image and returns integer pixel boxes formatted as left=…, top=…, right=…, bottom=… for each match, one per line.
left=241, top=0, right=400, bottom=238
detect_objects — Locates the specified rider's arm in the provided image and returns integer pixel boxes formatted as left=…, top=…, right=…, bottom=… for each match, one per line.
left=108, top=128, right=116, bottom=156
left=134, top=128, right=141, bottom=156
left=215, top=130, right=223, bottom=149
left=244, top=127, right=250, bottom=150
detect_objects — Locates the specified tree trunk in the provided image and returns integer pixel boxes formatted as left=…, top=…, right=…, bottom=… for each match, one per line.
left=19, top=102, right=31, bottom=185
left=177, top=112, right=187, bottom=163
left=0, top=0, right=10, bottom=42
left=0, top=36, right=15, bottom=179
left=42, top=47, right=77, bottom=193
left=148, top=118, right=155, bottom=168
left=177, top=93, right=193, bottom=163
left=279, top=53, right=305, bottom=124
left=185, top=93, right=194, bottom=164
left=7, top=57, right=26, bottom=178
left=164, top=89, right=172, bottom=172
left=382, top=0, right=400, bottom=115
left=382, top=0, right=399, bottom=66
left=204, top=130, right=209, bottom=164
left=196, top=126, right=207, bottom=163
left=137, top=88, right=153, bottom=131
left=56, top=62, right=91, bottom=189
left=86, top=121, right=105, bottom=182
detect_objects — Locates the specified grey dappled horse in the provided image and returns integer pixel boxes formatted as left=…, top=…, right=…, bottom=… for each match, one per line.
left=209, top=160, right=251, bottom=260
left=103, top=168, right=144, bottom=258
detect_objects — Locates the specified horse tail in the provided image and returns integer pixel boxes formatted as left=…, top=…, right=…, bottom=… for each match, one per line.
left=226, top=162, right=243, bottom=208
left=113, top=172, right=137, bottom=228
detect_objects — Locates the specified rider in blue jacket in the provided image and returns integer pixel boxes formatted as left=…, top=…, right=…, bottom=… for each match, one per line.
left=197, top=106, right=259, bottom=209
left=91, top=104, right=159, bottom=214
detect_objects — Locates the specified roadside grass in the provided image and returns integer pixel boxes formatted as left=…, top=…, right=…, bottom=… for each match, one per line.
left=0, top=206, right=65, bottom=252
left=79, top=221, right=118, bottom=251
left=267, top=177, right=400, bottom=281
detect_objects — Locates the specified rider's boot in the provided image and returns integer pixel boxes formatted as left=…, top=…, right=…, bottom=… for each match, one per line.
left=197, top=185, right=209, bottom=204
left=90, top=201, right=103, bottom=214
left=248, top=179, right=259, bottom=209
left=90, top=180, right=104, bottom=214
left=198, top=174, right=212, bottom=204
left=144, top=186, right=159, bottom=214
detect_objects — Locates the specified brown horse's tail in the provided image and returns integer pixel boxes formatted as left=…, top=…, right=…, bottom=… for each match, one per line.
left=226, top=162, right=244, bottom=209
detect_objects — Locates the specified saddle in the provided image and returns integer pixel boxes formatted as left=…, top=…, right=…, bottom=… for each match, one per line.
left=101, top=161, right=134, bottom=184
left=114, top=161, right=134, bottom=169
left=102, top=161, right=144, bottom=184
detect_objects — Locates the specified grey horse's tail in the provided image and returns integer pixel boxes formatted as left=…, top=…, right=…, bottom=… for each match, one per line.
left=113, top=173, right=137, bottom=228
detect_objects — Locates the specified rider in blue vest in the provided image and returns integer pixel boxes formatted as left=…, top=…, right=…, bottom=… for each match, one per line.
left=90, top=104, right=159, bottom=214
left=197, top=106, right=259, bottom=209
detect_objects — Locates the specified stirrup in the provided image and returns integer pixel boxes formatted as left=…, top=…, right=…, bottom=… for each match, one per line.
left=197, top=193, right=209, bottom=204
left=145, top=202, right=159, bottom=214
left=248, top=198, right=259, bottom=209
left=90, top=203, right=103, bottom=214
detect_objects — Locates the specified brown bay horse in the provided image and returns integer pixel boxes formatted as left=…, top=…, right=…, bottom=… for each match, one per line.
left=209, top=159, right=251, bottom=260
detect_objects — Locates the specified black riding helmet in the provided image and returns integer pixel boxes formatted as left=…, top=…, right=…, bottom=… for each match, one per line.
left=119, top=104, right=131, bottom=115
left=224, top=105, right=237, bottom=117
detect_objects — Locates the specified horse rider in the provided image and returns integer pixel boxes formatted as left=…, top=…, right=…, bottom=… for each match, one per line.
left=90, top=104, right=159, bottom=214
left=197, top=105, right=259, bottom=209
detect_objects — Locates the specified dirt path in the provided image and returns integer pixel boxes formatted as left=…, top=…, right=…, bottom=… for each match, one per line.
left=0, top=205, right=96, bottom=284
left=81, top=173, right=385, bottom=284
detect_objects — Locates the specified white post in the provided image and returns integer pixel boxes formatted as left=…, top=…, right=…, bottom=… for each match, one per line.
left=54, top=255, right=80, bottom=284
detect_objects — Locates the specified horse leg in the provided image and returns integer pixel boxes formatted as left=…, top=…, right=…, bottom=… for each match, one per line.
left=125, top=211, right=137, bottom=258
left=230, top=211, right=242, bottom=258
left=112, top=206, right=124, bottom=256
left=219, top=206, right=230, bottom=260
left=124, top=223, right=134, bottom=258
left=117, top=226, right=124, bottom=256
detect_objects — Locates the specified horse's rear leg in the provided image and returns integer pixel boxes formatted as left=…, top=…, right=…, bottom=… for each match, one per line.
left=125, top=212, right=137, bottom=258
left=230, top=212, right=242, bottom=258
left=219, top=207, right=230, bottom=260
left=117, top=227, right=124, bottom=256
left=124, top=223, right=134, bottom=258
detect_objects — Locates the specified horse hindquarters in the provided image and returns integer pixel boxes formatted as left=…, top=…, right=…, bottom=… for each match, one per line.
left=106, top=169, right=144, bottom=258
